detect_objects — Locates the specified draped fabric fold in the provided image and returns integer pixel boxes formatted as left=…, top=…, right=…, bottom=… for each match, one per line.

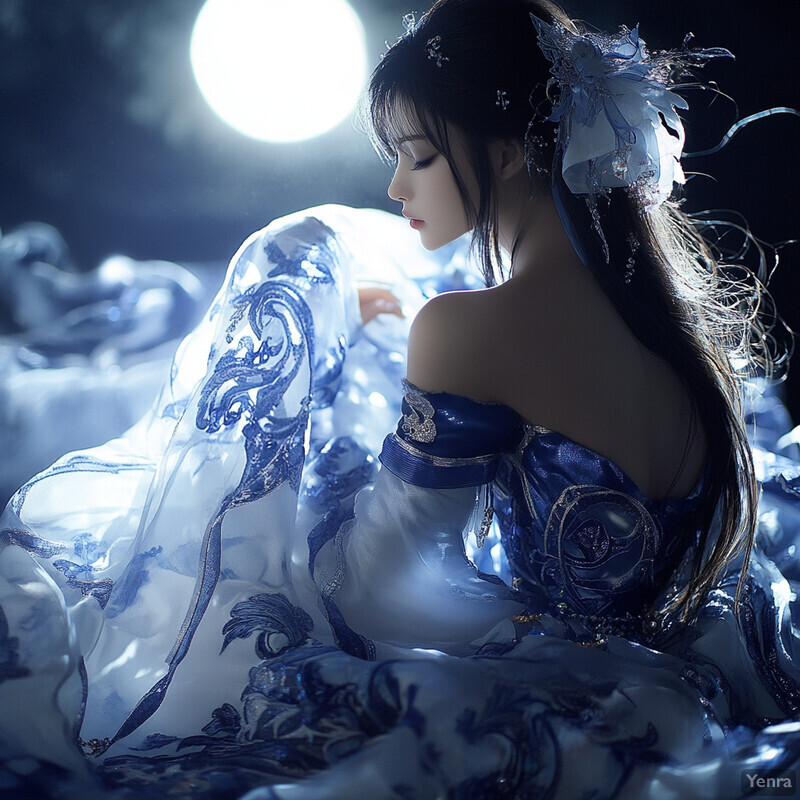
left=1, top=205, right=800, bottom=799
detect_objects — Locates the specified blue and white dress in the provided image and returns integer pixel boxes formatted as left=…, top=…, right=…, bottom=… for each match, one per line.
left=1, top=205, right=799, bottom=799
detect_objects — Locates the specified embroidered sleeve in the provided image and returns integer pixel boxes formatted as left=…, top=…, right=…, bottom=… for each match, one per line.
left=379, top=380, right=522, bottom=489
left=400, top=383, right=437, bottom=443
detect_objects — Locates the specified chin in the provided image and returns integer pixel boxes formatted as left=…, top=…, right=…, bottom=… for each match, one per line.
left=420, top=239, right=441, bottom=251
left=419, top=231, right=467, bottom=251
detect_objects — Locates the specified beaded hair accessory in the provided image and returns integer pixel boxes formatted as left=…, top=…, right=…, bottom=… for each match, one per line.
left=426, top=35, right=449, bottom=67
left=530, top=15, right=731, bottom=210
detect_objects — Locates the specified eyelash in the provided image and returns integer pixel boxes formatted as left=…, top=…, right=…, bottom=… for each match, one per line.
left=411, top=155, right=436, bottom=171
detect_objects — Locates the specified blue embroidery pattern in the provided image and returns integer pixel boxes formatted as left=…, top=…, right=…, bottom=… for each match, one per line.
left=222, top=593, right=314, bottom=658
left=2, top=208, right=800, bottom=799
left=94, top=248, right=325, bottom=754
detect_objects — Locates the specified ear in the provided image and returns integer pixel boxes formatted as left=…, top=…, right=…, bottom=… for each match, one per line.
left=489, top=137, right=526, bottom=181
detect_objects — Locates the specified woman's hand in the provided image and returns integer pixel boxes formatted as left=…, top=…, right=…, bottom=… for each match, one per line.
left=358, top=286, right=404, bottom=324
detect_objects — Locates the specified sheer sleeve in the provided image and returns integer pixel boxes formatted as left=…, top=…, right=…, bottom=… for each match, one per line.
left=310, top=381, right=526, bottom=658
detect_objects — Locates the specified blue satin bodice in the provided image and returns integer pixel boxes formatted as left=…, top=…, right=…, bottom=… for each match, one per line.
left=380, top=380, right=708, bottom=629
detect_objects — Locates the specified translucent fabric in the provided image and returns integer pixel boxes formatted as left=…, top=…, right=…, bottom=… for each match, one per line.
left=1, top=205, right=800, bottom=799
left=0, top=222, right=211, bottom=506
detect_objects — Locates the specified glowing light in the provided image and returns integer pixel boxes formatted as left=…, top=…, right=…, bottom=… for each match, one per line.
left=190, top=0, right=367, bottom=143
left=96, top=640, right=139, bottom=680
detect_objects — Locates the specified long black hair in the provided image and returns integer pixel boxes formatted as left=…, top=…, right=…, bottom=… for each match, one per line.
left=367, top=0, right=784, bottom=619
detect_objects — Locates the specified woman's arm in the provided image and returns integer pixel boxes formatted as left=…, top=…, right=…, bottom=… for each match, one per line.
left=328, top=466, right=520, bottom=651
left=311, top=296, right=524, bottom=654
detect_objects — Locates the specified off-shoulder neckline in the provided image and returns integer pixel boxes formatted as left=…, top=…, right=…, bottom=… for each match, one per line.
left=402, top=379, right=708, bottom=505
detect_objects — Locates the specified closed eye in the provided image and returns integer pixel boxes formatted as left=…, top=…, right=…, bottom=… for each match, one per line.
left=412, top=154, right=436, bottom=170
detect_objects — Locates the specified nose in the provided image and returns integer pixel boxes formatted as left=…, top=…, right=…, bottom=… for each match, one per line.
left=387, top=166, right=407, bottom=202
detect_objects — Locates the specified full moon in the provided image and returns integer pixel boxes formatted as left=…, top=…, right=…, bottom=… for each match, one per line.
left=190, top=0, right=367, bottom=143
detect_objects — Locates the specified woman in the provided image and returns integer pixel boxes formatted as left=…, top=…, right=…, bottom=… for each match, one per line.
left=1, top=0, right=798, bottom=797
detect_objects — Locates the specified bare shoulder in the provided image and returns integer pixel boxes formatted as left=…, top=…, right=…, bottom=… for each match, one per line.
left=406, top=289, right=496, bottom=398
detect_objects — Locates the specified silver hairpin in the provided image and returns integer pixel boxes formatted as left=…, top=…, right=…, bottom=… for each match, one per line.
left=496, top=90, right=510, bottom=111
left=426, top=36, right=449, bottom=67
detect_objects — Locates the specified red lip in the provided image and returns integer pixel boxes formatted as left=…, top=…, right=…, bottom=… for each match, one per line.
left=403, top=212, right=424, bottom=228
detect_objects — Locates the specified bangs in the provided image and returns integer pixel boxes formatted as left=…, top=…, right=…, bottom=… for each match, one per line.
left=366, top=85, right=447, bottom=166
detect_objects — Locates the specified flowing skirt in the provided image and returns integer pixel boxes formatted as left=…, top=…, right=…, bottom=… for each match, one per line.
left=2, top=205, right=800, bottom=800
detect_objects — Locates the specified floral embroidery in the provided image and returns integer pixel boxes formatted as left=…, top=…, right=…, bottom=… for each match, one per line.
left=222, top=593, right=314, bottom=658
left=400, top=382, right=437, bottom=443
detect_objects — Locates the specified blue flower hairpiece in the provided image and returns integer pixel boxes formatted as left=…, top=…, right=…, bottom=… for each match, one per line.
left=531, top=15, right=730, bottom=208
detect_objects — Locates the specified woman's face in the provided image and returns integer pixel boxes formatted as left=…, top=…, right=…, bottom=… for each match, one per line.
left=386, top=128, right=475, bottom=250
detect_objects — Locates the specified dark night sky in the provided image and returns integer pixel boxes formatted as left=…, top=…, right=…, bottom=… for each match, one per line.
left=1, top=0, right=798, bottom=408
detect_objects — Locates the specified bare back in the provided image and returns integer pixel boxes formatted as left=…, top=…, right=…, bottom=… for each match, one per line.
left=406, top=259, right=708, bottom=501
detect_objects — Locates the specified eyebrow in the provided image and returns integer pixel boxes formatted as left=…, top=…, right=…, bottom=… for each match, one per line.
left=396, top=135, right=427, bottom=145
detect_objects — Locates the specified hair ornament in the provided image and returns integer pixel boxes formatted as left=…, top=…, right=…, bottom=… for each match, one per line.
left=530, top=14, right=731, bottom=209
left=402, top=13, right=418, bottom=34
left=426, top=35, right=449, bottom=67
left=525, top=132, right=549, bottom=176
left=496, top=90, right=510, bottom=111
left=383, top=13, right=420, bottom=53
left=683, top=106, right=800, bottom=158
left=624, top=233, right=640, bottom=284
